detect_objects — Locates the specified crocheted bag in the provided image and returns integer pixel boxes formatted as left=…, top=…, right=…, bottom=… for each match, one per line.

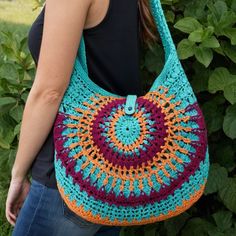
left=53, top=0, right=210, bottom=226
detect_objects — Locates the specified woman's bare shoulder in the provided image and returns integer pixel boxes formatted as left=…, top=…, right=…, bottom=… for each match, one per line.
left=30, top=0, right=93, bottom=99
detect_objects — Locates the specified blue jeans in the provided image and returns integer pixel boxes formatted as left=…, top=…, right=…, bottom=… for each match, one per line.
left=12, top=179, right=122, bottom=236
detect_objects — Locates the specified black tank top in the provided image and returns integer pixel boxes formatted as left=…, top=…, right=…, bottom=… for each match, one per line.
left=28, top=0, right=143, bottom=188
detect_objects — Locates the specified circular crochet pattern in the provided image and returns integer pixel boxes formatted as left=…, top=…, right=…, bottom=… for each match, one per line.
left=91, top=96, right=167, bottom=168
left=53, top=86, right=209, bottom=225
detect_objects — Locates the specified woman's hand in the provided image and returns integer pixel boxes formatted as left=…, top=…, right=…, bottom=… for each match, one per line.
left=5, top=177, right=31, bottom=226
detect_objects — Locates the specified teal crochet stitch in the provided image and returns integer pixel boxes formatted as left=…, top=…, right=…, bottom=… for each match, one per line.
left=53, top=0, right=210, bottom=226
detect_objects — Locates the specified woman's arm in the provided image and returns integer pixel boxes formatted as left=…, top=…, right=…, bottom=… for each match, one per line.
left=12, top=0, right=92, bottom=181
left=6, top=0, right=92, bottom=225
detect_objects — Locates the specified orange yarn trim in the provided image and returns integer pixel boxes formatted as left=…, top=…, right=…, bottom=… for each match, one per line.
left=63, top=87, right=191, bottom=191
left=58, top=179, right=207, bottom=226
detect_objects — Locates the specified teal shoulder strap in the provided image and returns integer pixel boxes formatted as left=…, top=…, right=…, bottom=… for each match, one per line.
left=148, top=0, right=176, bottom=56
left=77, top=34, right=88, bottom=74
left=76, top=0, right=176, bottom=73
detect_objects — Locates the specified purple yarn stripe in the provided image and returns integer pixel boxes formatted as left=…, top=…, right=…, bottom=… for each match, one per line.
left=91, top=97, right=168, bottom=168
left=53, top=102, right=208, bottom=207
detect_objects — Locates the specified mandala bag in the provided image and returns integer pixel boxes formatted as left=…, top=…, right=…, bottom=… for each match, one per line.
left=53, top=0, right=210, bottom=226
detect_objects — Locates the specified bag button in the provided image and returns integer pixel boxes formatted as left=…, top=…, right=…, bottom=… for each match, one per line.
left=124, top=95, right=137, bottom=115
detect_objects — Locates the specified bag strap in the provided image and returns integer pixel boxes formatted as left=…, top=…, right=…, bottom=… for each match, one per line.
left=149, top=0, right=176, bottom=55
left=77, top=35, right=89, bottom=74
left=77, top=0, right=176, bottom=73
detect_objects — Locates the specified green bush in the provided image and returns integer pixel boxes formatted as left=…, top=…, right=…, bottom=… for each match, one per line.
left=0, top=29, right=35, bottom=235
left=0, top=0, right=236, bottom=235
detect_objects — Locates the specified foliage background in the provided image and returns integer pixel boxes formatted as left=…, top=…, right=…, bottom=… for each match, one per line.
left=0, top=0, right=236, bottom=235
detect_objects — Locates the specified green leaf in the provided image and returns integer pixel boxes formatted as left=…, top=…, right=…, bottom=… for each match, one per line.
left=213, top=46, right=225, bottom=56
left=177, top=39, right=195, bottom=59
left=164, top=212, right=190, bottom=236
left=219, top=177, right=236, bottom=213
left=13, top=122, right=21, bottom=138
left=0, top=97, right=17, bottom=114
left=0, top=148, right=16, bottom=184
left=215, top=0, right=228, bottom=16
left=9, top=105, right=24, bottom=123
left=0, top=62, right=19, bottom=82
left=188, top=26, right=215, bottom=44
left=21, top=91, right=29, bottom=103
left=221, top=41, right=236, bottom=63
left=202, top=100, right=224, bottom=134
left=183, top=0, right=208, bottom=19
left=232, top=0, right=236, bottom=11
left=212, top=210, right=232, bottom=232
left=209, top=0, right=228, bottom=21
left=222, top=28, right=236, bottom=45
left=218, top=11, right=236, bottom=29
left=23, top=54, right=34, bottom=71
left=0, top=78, right=11, bottom=93
left=21, top=79, right=33, bottom=89
left=201, top=36, right=220, bottom=48
left=19, top=37, right=28, bottom=51
left=208, top=67, right=236, bottom=93
left=23, top=70, right=33, bottom=82
left=189, top=28, right=204, bottom=42
left=166, top=10, right=175, bottom=23
left=174, top=17, right=202, bottom=34
left=224, top=81, right=236, bottom=104
left=0, top=44, right=16, bottom=60
left=194, top=46, right=213, bottom=67
left=181, top=217, right=216, bottom=236
left=207, top=1, right=231, bottom=32
left=207, top=229, right=226, bottom=236
left=215, top=143, right=236, bottom=170
left=0, top=114, right=15, bottom=149
left=223, top=104, right=236, bottom=139
left=202, top=26, right=215, bottom=39
left=204, top=163, right=228, bottom=195
left=207, top=13, right=218, bottom=29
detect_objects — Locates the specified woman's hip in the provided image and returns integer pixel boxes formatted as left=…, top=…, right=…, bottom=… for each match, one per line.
left=12, top=179, right=121, bottom=236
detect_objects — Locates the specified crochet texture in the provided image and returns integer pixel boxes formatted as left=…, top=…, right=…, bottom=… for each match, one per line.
left=53, top=0, right=210, bottom=226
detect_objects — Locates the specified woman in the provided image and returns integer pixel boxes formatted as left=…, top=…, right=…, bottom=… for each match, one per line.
left=5, top=0, right=158, bottom=235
